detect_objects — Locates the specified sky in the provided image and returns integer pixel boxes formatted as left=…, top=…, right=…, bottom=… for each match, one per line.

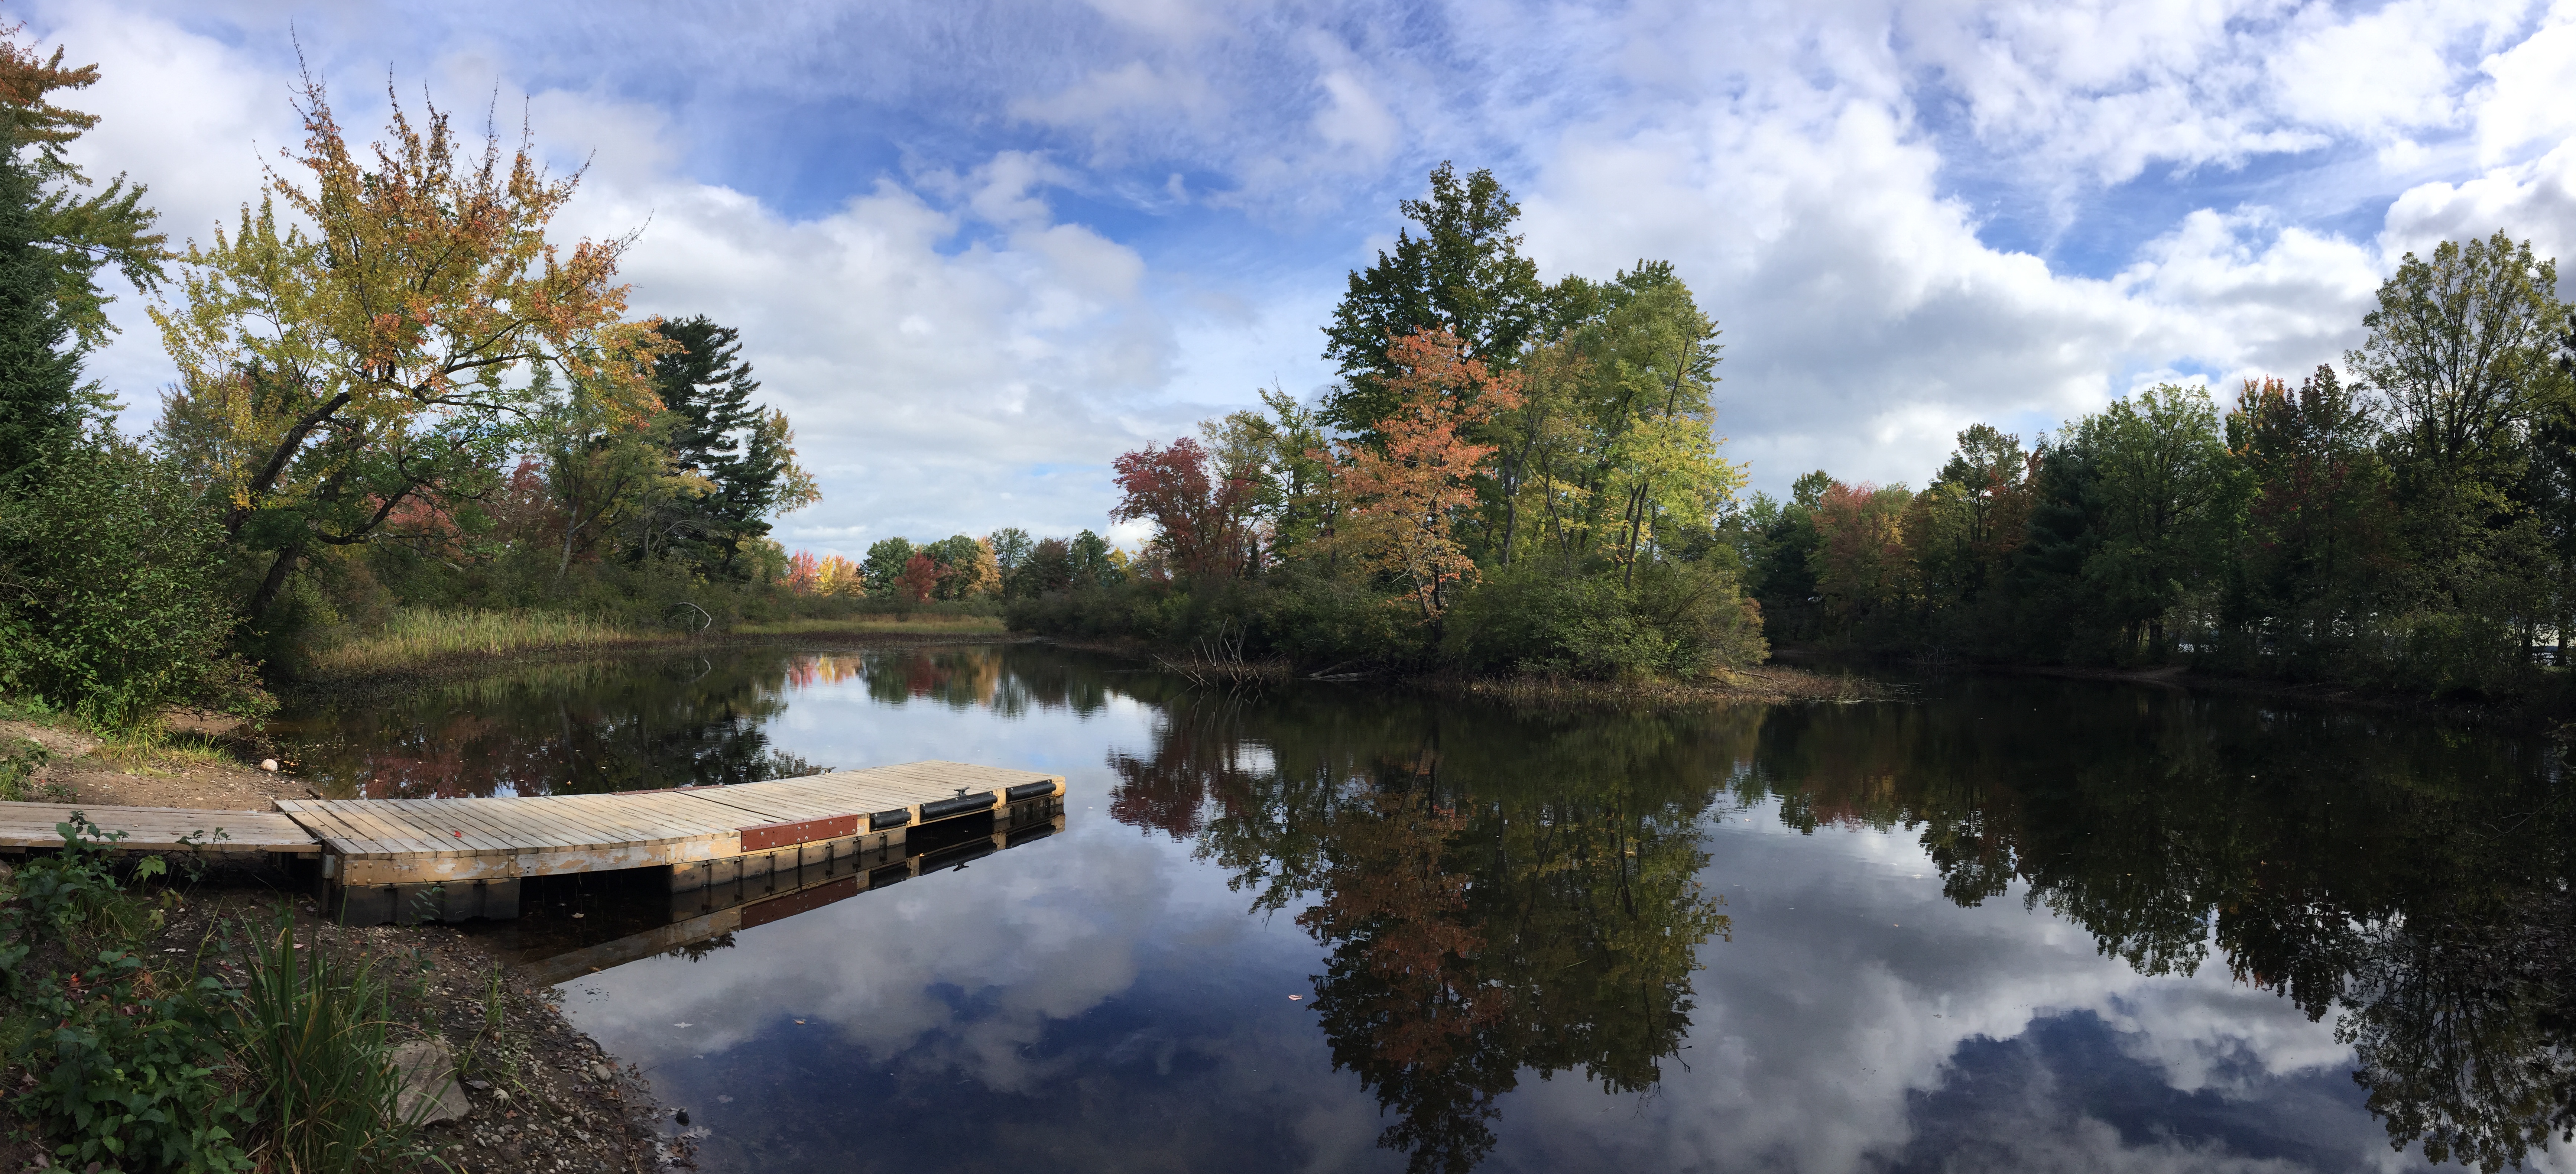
left=33, top=0, right=2576, bottom=557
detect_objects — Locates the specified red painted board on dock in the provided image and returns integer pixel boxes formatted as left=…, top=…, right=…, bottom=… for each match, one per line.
left=737, top=814, right=860, bottom=852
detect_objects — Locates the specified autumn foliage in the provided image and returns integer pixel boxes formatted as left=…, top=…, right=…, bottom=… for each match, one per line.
left=1110, top=437, right=1261, bottom=580
left=1328, top=327, right=1522, bottom=617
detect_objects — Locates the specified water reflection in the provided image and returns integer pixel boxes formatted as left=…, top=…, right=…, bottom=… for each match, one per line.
left=1107, top=688, right=1743, bottom=1173
left=277, top=647, right=2576, bottom=1171
left=277, top=647, right=1114, bottom=797
left=1105, top=677, right=2575, bottom=1172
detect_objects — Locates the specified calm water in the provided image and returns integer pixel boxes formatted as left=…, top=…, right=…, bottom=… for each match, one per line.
left=276, top=645, right=2576, bottom=1173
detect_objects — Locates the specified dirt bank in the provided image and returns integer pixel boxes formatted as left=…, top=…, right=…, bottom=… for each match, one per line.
left=0, top=713, right=306, bottom=811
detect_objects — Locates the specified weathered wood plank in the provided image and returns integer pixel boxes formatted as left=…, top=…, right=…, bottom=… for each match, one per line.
left=0, top=802, right=319, bottom=854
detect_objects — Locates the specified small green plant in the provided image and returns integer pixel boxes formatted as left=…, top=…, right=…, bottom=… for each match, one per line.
left=227, top=910, right=422, bottom=1171
left=0, top=735, right=50, bottom=801
left=14, top=951, right=252, bottom=1171
left=3, top=816, right=250, bottom=1171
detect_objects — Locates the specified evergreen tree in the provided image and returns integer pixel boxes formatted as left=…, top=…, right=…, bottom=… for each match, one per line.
left=0, top=134, right=81, bottom=477
left=647, top=315, right=817, bottom=578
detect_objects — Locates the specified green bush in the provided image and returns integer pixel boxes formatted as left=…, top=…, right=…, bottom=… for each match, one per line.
left=1442, top=561, right=1766, bottom=680
left=0, top=440, right=268, bottom=727
left=4, top=817, right=253, bottom=1172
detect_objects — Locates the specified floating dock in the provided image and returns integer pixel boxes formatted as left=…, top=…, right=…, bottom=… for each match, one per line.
left=0, top=760, right=1065, bottom=925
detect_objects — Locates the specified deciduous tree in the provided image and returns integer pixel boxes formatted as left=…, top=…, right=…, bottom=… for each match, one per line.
left=151, top=72, right=662, bottom=623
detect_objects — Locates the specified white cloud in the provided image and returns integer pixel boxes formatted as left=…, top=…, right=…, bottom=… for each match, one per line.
left=35, top=0, right=2576, bottom=523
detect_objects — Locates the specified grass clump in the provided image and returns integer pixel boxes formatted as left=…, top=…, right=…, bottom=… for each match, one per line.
left=312, top=607, right=668, bottom=676
left=228, top=913, right=421, bottom=1172
left=82, top=727, right=231, bottom=776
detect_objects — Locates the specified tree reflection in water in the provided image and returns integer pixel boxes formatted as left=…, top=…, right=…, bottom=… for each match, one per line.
left=1107, top=674, right=2574, bottom=1174
left=1108, top=685, right=1745, bottom=1173
left=279, top=648, right=2575, bottom=1171
left=276, top=646, right=1114, bottom=798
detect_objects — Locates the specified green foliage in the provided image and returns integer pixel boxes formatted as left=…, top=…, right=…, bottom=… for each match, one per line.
left=0, top=438, right=268, bottom=727
left=0, top=735, right=49, bottom=802
left=17, top=954, right=250, bottom=1172
left=0, top=129, right=88, bottom=477
left=228, top=911, right=419, bottom=1171
left=4, top=816, right=252, bottom=1173
left=1441, top=561, right=1764, bottom=679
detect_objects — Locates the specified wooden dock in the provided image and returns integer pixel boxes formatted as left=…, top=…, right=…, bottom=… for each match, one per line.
left=513, top=798, right=1064, bottom=986
left=0, top=760, right=1065, bottom=925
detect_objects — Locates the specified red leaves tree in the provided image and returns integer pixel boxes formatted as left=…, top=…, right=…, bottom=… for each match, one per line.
left=1329, top=327, right=1523, bottom=618
left=896, top=551, right=945, bottom=602
left=1110, top=436, right=1261, bottom=580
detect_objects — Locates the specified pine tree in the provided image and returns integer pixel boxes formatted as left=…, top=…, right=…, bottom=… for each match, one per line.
left=0, top=133, right=81, bottom=478
left=647, top=315, right=817, bottom=577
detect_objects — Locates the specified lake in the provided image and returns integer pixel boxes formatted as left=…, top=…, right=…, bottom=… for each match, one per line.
left=273, top=643, right=2576, bottom=1173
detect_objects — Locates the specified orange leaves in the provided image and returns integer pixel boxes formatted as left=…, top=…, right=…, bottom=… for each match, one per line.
left=1327, top=327, right=1523, bottom=618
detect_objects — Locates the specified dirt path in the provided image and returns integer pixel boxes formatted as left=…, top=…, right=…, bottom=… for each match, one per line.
left=0, top=715, right=308, bottom=811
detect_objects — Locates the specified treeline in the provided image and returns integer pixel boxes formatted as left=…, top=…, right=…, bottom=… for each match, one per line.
left=781, top=527, right=1125, bottom=602
left=0, top=32, right=828, bottom=724
left=1740, top=231, right=2576, bottom=698
left=1011, top=163, right=1767, bottom=681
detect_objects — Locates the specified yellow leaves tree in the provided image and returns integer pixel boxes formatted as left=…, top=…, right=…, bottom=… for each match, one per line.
left=149, top=72, right=663, bottom=621
left=1327, top=328, right=1522, bottom=619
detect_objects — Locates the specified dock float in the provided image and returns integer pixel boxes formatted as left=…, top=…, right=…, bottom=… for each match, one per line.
left=0, top=760, right=1065, bottom=925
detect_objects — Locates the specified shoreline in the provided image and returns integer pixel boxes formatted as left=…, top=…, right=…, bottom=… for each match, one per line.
left=1766, top=647, right=2569, bottom=728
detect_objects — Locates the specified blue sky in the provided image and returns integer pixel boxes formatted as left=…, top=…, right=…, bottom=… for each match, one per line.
left=39, top=0, right=2576, bottom=556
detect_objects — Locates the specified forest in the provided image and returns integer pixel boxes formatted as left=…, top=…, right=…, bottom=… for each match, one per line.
left=1738, top=232, right=2576, bottom=699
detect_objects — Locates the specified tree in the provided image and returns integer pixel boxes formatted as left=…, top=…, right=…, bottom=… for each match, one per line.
left=150, top=74, right=661, bottom=623
left=2072, top=384, right=2237, bottom=660
left=984, top=527, right=1034, bottom=578
left=1807, top=480, right=1914, bottom=639
left=896, top=551, right=943, bottom=602
left=1497, top=265, right=1733, bottom=574
left=645, top=315, right=818, bottom=578
left=1110, top=437, right=1260, bottom=580
left=862, top=537, right=916, bottom=597
left=1322, top=163, right=1549, bottom=440
left=0, top=22, right=164, bottom=477
left=2225, top=367, right=2394, bottom=662
left=922, top=534, right=998, bottom=599
left=1203, top=387, right=1337, bottom=565
left=1329, top=329, right=1523, bottom=619
left=0, top=124, right=79, bottom=477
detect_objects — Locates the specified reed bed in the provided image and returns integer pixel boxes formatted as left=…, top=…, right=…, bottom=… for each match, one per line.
left=731, top=614, right=1008, bottom=637
left=313, top=609, right=669, bottom=676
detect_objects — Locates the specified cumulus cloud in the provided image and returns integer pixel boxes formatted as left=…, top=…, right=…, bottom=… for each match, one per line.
left=32, top=0, right=2576, bottom=523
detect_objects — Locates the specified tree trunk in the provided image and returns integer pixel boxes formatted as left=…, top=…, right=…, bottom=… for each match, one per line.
left=244, top=544, right=305, bottom=624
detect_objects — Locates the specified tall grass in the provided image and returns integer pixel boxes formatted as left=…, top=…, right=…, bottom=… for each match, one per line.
left=313, top=608, right=668, bottom=675
left=732, top=614, right=1008, bottom=636
left=229, top=912, right=421, bottom=1171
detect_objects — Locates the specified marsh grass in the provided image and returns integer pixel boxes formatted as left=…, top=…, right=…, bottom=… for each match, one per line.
left=314, top=608, right=671, bottom=675
left=82, top=726, right=232, bottom=775
left=228, top=911, right=423, bottom=1171
left=733, top=614, right=1008, bottom=636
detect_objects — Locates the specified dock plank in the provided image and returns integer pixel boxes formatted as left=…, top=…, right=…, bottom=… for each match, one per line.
left=0, top=802, right=318, bottom=854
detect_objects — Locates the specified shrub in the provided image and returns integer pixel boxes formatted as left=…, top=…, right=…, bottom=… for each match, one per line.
left=1442, top=561, right=1766, bottom=680
left=0, top=440, right=269, bottom=727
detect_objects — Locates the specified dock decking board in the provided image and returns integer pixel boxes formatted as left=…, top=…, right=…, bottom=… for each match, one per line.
left=0, top=803, right=319, bottom=855
left=2, top=762, right=1065, bottom=927
left=284, top=761, right=1064, bottom=889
